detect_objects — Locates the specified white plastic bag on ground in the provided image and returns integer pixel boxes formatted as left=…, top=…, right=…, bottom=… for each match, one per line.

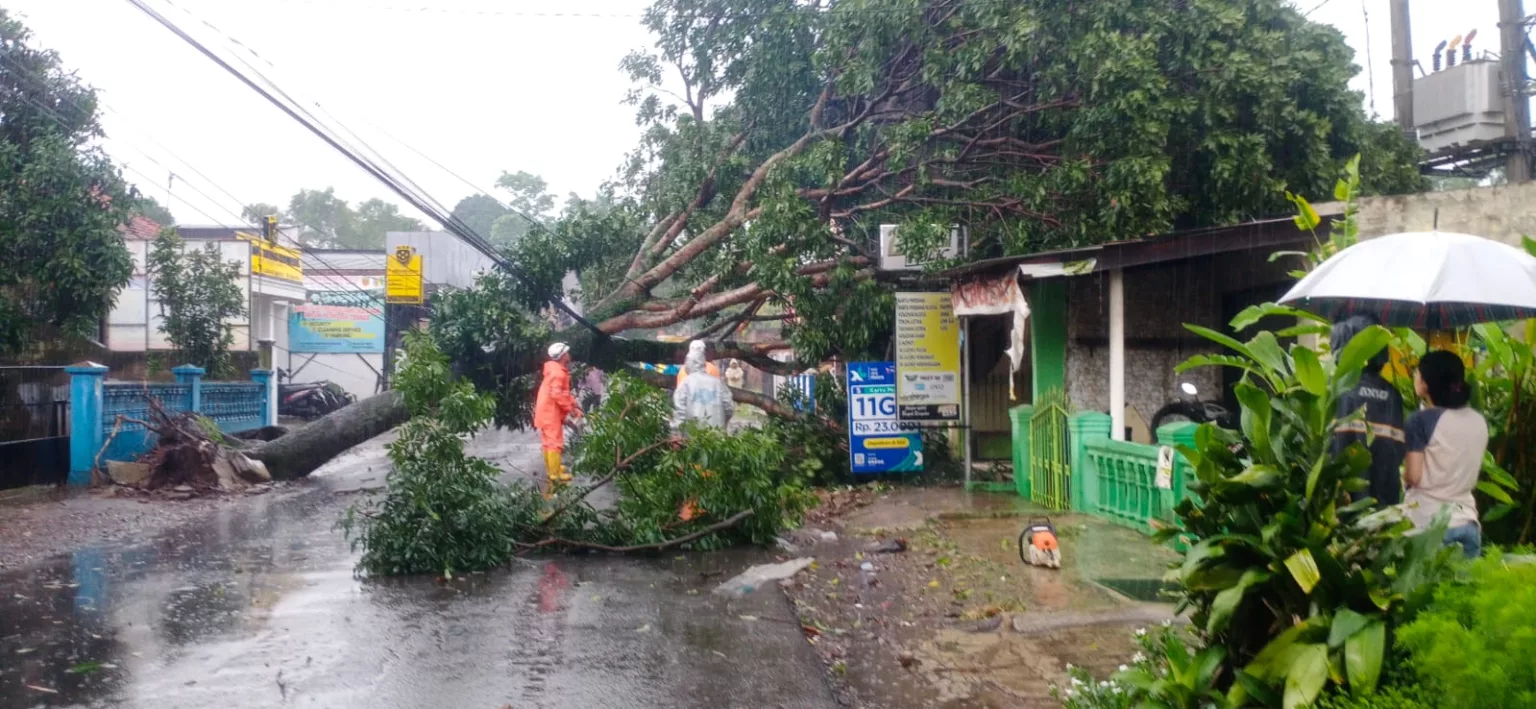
left=712, top=558, right=815, bottom=597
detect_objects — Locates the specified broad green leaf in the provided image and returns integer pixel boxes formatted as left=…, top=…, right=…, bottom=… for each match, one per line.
left=1523, top=234, right=1536, bottom=259
left=1485, top=503, right=1518, bottom=522
left=1289, top=192, right=1321, bottom=231
left=1283, top=644, right=1330, bottom=709
left=1235, top=383, right=1272, bottom=460
left=1230, top=302, right=1329, bottom=331
left=1327, top=609, right=1371, bottom=648
left=1335, top=326, right=1391, bottom=377
left=1247, top=331, right=1290, bottom=381
left=1291, top=346, right=1325, bottom=396
left=1207, top=569, right=1270, bottom=635
left=1476, top=480, right=1514, bottom=504
left=1185, top=324, right=1255, bottom=360
left=1232, top=669, right=1283, bottom=708
left=1178, top=353, right=1264, bottom=378
left=1482, top=453, right=1520, bottom=490
left=1276, top=323, right=1333, bottom=339
left=1305, top=452, right=1327, bottom=500
left=1227, top=464, right=1284, bottom=490
left=1284, top=548, right=1321, bottom=594
left=1344, top=620, right=1385, bottom=696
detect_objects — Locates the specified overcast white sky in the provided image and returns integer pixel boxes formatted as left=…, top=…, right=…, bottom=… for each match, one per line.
left=2, top=0, right=1510, bottom=228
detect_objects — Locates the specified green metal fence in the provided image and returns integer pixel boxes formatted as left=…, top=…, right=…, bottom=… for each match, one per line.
left=1028, top=390, right=1071, bottom=510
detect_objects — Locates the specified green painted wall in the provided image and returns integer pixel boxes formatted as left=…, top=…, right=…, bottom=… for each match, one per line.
left=1030, top=280, right=1067, bottom=400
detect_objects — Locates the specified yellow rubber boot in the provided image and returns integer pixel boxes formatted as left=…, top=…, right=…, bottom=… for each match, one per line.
left=544, top=450, right=564, bottom=484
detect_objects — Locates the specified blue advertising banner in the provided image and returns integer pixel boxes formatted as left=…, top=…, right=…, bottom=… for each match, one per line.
left=847, top=361, right=923, bottom=475
left=289, top=295, right=385, bottom=354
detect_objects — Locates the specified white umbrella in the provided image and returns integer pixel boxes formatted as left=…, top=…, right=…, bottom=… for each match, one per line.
left=1279, top=231, right=1536, bottom=329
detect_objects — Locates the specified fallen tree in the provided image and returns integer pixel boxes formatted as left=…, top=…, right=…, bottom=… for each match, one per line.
left=246, top=390, right=408, bottom=480
left=341, top=333, right=815, bottom=576
left=252, top=0, right=1427, bottom=473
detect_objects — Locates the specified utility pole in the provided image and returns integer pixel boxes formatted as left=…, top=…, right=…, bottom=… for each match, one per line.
left=1390, top=0, right=1415, bottom=131
left=1501, top=0, right=1533, bottom=182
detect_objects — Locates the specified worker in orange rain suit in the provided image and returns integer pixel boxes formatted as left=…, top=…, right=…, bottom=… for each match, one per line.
left=534, top=342, right=582, bottom=488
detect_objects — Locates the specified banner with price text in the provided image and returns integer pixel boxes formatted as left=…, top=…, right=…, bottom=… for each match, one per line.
left=847, top=361, right=924, bottom=475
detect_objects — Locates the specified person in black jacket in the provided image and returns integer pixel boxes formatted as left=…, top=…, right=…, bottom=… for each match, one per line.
left=1331, top=315, right=1407, bottom=505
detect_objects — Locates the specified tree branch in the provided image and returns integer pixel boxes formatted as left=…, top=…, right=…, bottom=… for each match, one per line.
left=522, top=509, right=755, bottom=555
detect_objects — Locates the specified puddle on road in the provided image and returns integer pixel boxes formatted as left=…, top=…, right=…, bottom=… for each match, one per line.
left=0, top=477, right=828, bottom=709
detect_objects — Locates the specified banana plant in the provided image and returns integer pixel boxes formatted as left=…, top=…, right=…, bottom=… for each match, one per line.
left=1165, top=324, right=1459, bottom=709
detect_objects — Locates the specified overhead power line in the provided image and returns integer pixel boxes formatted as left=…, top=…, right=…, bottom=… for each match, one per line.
left=0, top=49, right=404, bottom=314
left=123, top=0, right=604, bottom=338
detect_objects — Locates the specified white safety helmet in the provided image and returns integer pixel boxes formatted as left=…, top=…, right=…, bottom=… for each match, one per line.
left=547, top=342, right=570, bottom=359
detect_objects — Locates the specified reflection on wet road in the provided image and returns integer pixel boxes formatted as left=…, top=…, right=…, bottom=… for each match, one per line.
left=0, top=430, right=833, bottom=708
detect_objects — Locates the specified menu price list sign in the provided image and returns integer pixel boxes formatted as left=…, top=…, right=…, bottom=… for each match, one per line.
left=894, top=292, right=961, bottom=423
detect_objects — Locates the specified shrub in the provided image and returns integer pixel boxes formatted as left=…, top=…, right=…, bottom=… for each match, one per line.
left=342, top=330, right=532, bottom=577
left=1163, top=323, right=1459, bottom=706
left=1395, top=553, right=1536, bottom=707
left=575, top=374, right=817, bottom=550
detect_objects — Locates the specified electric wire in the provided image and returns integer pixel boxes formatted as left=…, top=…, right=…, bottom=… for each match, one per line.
left=132, top=0, right=606, bottom=335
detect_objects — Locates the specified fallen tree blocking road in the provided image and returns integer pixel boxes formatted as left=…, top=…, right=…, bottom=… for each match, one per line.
left=246, top=391, right=409, bottom=480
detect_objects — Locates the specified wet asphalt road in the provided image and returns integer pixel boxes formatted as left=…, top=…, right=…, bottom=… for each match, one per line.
left=0, top=430, right=835, bottom=708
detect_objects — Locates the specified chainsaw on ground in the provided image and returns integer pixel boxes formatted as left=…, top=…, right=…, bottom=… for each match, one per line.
left=1018, top=516, right=1062, bottom=569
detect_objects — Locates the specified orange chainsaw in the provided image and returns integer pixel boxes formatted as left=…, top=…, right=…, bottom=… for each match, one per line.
left=1017, top=516, right=1061, bottom=569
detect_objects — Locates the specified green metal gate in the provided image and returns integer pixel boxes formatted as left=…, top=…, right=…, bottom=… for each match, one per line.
left=1029, top=389, right=1072, bottom=510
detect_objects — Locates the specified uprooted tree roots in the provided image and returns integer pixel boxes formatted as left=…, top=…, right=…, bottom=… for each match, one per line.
left=98, top=392, right=274, bottom=493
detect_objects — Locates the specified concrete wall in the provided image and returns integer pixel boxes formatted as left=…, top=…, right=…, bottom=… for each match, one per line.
left=1061, top=248, right=1295, bottom=438
left=1350, top=181, right=1536, bottom=245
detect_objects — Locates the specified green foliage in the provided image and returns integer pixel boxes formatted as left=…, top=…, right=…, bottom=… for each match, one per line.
left=762, top=371, right=851, bottom=485
left=1054, top=625, right=1225, bottom=709
left=573, top=374, right=817, bottom=550
left=132, top=194, right=175, bottom=226
left=0, top=9, right=134, bottom=355
left=342, top=330, right=534, bottom=577
left=345, top=342, right=816, bottom=576
left=1169, top=324, right=1460, bottom=706
left=146, top=229, right=246, bottom=376
left=450, top=193, right=508, bottom=241
left=1278, top=155, right=1364, bottom=278
left=1395, top=553, right=1536, bottom=708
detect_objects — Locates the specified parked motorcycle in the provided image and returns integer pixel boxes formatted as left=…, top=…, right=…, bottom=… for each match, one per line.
left=278, top=379, right=355, bottom=420
left=1150, top=383, right=1236, bottom=431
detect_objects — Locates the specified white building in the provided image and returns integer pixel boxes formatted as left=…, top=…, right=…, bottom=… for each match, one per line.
left=107, top=220, right=303, bottom=363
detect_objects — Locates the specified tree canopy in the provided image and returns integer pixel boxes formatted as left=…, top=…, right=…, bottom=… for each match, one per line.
left=431, top=0, right=1427, bottom=425
left=0, top=9, right=134, bottom=354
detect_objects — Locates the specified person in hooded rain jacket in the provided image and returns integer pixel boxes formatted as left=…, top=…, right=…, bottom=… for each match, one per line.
left=673, top=343, right=733, bottom=432
left=675, top=339, right=719, bottom=387
left=1331, top=315, right=1406, bottom=505
left=534, top=342, right=582, bottom=487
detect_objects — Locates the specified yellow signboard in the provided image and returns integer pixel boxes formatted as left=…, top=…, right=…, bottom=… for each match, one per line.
left=239, top=231, right=304, bottom=283
left=386, top=245, right=424, bottom=305
left=895, top=291, right=961, bottom=422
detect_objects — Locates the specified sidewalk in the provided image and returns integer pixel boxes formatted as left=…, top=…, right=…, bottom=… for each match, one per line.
left=784, top=487, right=1181, bottom=708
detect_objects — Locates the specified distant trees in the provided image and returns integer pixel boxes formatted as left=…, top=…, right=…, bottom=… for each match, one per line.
left=244, top=188, right=422, bottom=249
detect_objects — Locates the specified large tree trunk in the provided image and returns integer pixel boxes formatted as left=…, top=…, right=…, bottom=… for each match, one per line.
left=247, top=391, right=409, bottom=480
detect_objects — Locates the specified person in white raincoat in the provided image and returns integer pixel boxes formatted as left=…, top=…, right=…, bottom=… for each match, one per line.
left=673, top=346, right=733, bottom=431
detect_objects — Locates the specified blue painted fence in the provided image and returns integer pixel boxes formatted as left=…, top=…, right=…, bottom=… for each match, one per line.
left=67, top=364, right=274, bottom=486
